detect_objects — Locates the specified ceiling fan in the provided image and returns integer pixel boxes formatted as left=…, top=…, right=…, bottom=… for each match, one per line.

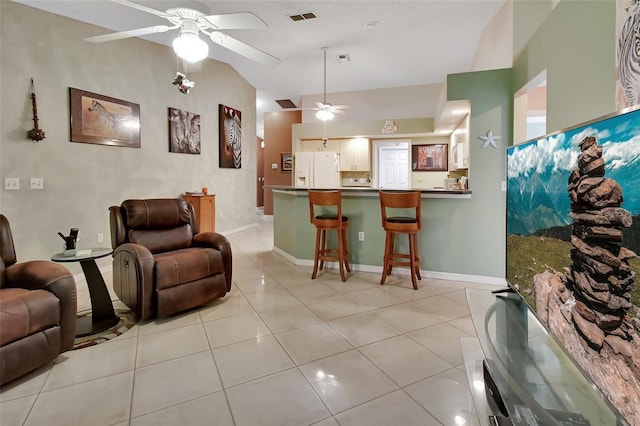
left=83, top=0, right=280, bottom=66
left=293, top=47, right=350, bottom=121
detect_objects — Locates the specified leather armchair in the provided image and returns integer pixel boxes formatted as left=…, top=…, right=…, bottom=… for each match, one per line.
left=109, top=198, right=232, bottom=320
left=0, top=214, right=77, bottom=386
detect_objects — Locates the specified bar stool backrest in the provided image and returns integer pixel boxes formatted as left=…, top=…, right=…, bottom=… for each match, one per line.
left=308, top=190, right=345, bottom=229
left=379, top=191, right=422, bottom=230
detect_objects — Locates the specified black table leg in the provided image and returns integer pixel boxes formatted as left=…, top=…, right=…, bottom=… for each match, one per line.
left=77, top=258, right=119, bottom=337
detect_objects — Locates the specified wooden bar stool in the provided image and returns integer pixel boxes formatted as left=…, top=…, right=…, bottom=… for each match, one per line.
left=308, top=189, right=351, bottom=282
left=379, top=191, right=422, bottom=289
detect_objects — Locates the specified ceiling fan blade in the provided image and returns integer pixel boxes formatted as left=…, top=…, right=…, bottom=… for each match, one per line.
left=209, top=32, right=280, bottom=67
left=202, top=12, right=268, bottom=30
left=331, top=105, right=351, bottom=109
left=110, top=0, right=172, bottom=18
left=84, top=25, right=174, bottom=43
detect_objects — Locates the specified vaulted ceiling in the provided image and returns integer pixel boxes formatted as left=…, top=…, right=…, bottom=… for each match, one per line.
left=12, top=0, right=507, bottom=135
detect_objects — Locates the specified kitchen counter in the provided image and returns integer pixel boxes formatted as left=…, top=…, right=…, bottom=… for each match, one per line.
left=269, top=186, right=475, bottom=280
left=266, top=185, right=471, bottom=199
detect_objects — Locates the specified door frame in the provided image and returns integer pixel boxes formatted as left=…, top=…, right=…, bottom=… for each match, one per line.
left=372, top=139, right=410, bottom=189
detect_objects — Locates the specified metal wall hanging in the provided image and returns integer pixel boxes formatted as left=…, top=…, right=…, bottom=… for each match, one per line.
left=27, top=78, right=46, bottom=141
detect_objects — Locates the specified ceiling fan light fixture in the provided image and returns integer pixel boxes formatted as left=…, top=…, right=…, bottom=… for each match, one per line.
left=173, top=28, right=209, bottom=63
left=316, top=109, right=334, bottom=121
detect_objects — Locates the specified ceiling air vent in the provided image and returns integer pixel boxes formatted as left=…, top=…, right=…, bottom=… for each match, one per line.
left=275, top=99, right=298, bottom=109
left=289, top=12, right=317, bottom=22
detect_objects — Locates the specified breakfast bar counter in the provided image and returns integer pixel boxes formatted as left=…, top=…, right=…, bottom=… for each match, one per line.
left=268, top=186, right=474, bottom=279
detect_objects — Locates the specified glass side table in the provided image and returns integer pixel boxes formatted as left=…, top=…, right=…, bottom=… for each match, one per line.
left=465, top=288, right=624, bottom=425
left=52, top=247, right=118, bottom=337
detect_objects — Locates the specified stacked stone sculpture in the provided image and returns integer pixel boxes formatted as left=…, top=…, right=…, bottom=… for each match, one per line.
left=565, top=136, right=637, bottom=355
left=534, top=135, right=639, bottom=424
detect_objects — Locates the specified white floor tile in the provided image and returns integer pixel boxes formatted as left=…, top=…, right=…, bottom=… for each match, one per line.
left=43, top=335, right=137, bottom=391
left=328, top=312, right=400, bottom=347
left=131, top=351, right=221, bottom=418
left=408, top=322, right=473, bottom=366
left=370, top=302, right=443, bottom=333
left=299, top=350, right=398, bottom=415
left=130, top=391, right=234, bottom=426
left=213, top=335, right=294, bottom=387
left=0, top=394, right=37, bottom=426
left=25, top=371, right=134, bottom=426
left=335, top=390, right=441, bottom=426
left=359, top=335, right=452, bottom=386
left=274, top=323, right=353, bottom=365
left=258, top=303, right=322, bottom=333
left=203, top=311, right=271, bottom=348
left=410, top=294, right=470, bottom=321
left=226, top=368, right=331, bottom=426
left=405, top=368, right=480, bottom=426
left=306, top=294, right=366, bottom=321
left=136, top=323, right=210, bottom=367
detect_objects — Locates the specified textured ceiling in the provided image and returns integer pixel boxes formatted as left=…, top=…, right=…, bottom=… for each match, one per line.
left=11, top=0, right=506, bottom=135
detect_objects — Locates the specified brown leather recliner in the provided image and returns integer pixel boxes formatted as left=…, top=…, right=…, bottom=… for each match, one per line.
left=109, top=198, right=232, bottom=320
left=0, top=214, right=77, bottom=386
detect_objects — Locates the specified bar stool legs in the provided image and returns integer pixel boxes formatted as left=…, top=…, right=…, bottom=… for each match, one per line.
left=379, top=191, right=422, bottom=290
left=311, top=226, right=350, bottom=282
left=308, top=190, right=350, bottom=282
left=380, top=231, right=421, bottom=290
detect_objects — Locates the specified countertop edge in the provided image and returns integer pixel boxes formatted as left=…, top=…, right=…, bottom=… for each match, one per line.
left=268, top=186, right=472, bottom=199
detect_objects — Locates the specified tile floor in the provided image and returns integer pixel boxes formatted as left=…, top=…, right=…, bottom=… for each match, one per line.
left=0, top=218, right=500, bottom=426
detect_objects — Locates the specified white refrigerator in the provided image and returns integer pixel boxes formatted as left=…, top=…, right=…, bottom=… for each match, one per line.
left=294, top=151, right=341, bottom=188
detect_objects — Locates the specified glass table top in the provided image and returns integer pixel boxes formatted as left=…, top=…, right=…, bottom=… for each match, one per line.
left=466, top=288, right=625, bottom=426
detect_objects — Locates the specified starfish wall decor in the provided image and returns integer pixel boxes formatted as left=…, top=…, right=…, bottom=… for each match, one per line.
left=479, top=130, right=501, bottom=149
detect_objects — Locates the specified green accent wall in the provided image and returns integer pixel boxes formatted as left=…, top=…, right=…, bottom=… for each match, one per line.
left=513, top=0, right=616, bottom=132
left=447, top=68, right=514, bottom=278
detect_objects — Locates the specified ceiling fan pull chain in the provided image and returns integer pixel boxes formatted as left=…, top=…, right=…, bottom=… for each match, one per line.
left=171, top=57, right=195, bottom=94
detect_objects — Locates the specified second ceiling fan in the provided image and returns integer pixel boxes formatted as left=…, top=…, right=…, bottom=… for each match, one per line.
left=296, top=47, right=350, bottom=121
left=83, top=0, right=280, bottom=66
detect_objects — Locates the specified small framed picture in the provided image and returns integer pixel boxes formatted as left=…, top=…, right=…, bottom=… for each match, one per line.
left=69, top=88, right=140, bottom=148
left=168, top=107, right=200, bottom=154
left=411, top=144, right=448, bottom=171
left=281, top=152, right=292, bottom=172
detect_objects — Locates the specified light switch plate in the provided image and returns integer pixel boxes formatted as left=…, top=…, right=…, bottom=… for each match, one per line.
left=4, top=178, right=19, bottom=190
left=30, top=177, right=44, bottom=190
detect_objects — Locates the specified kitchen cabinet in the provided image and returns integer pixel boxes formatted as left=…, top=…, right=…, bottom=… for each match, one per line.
left=183, top=194, right=215, bottom=232
left=339, top=138, right=370, bottom=171
left=301, top=139, right=340, bottom=152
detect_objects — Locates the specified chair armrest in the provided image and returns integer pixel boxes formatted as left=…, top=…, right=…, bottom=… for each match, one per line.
left=193, top=232, right=232, bottom=292
left=4, top=261, right=77, bottom=351
left=113, top=243, right=155, bottom=320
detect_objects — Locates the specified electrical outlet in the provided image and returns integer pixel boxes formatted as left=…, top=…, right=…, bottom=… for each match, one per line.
left=97, top=233, right=104, bottom=243
left=4, top=178, right=19, bottom=190
left=501, top=181, right=506, bottom=192
left=358, top=232, right=364, bottom=241
left=30, top=177, right=44, bottom=190
left=219, top=210, right=224, bottom=218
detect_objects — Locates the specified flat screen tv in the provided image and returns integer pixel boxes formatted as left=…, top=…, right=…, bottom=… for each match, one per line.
left=506, top=105, right=640, bottom=424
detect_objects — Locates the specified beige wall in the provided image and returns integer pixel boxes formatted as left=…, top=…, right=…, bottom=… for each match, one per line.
left=0, top=2, right=257, bottom=271
left=472, top=0, right=514, bottom=71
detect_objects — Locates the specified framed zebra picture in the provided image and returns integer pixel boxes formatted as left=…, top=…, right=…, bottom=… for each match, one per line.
left=219, top=104, right=241, bottom=168
left=168, top=107, right=200, bottom=154
left=69, top=88, right=140, bottom=148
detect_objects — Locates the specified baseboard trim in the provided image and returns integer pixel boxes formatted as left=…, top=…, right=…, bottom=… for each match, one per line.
left=272, top=246, right=506, bottom=287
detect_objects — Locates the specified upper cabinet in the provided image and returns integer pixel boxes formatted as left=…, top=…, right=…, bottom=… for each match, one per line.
left=301, top=139, right=340, bottom=152
left=339, top=138, right=370, bottom=171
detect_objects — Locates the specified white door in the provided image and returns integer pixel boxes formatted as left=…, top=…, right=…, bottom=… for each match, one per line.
left=378, top=146, right=409, bottom=189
